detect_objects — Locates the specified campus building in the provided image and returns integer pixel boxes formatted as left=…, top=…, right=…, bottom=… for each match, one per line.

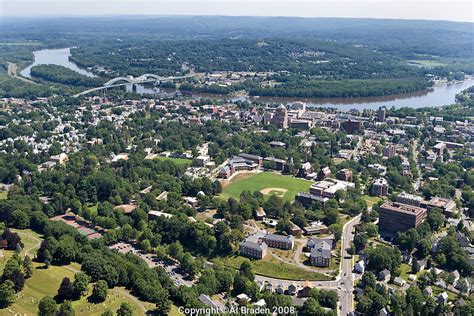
left=308, top=238, right=333, bottom=267
left=263, top=234, right=295, bottom=250
left=239, top=237, right=268, bottom=259
left=378, top=201, right=427, bottom=233
left=372, top=178, right=389, bottom=196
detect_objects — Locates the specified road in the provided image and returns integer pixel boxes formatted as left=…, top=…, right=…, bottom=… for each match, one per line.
left=6, top=62, right=37, bottom=84
left=412, top=140, right=422, bottom=192
left=252, top=214, right=361, bottom=315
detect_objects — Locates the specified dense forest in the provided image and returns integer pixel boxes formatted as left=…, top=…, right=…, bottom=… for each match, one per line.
left=30, top=65, right=105, bottom=88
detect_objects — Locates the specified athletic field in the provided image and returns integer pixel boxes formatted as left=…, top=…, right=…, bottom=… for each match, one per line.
left=220, top=172, right=313, bottom=202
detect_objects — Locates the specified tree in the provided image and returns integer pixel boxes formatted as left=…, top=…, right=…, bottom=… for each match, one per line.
left=10, top=268, right=25, bottom=292
left=328, top=224, right=342, bottom=242
left=361, top=271, right=377, bottom=290
left=101, top=310, right=114, bottom=316
left=57, top=277, right=74, bottom=302
left=72, top=272, right=90, bottom=299
left=406, top=287, right=424, bottom=314
left=38, top=296, right=58, bottom=316
left=0, top=280, right=16, bottom=308
left=91, top=280, right=108, bottom=303
left=239, top=260, right=254, bottom=281
left=412, top=258, right=419, bottom=273
left=57, top=300, right=75, bottom=316
left=23, top=255, right=33, bottom=279
left=117, top=303, right=134, bottom=316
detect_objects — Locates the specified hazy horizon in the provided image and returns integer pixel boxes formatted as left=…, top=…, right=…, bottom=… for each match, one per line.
left=2, top=0, right=473, bottom=23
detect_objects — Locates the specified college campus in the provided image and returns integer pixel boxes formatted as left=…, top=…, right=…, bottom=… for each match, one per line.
left=0, top=5, right=473, bottom=316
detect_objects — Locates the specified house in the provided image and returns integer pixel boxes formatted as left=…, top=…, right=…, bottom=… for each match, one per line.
left=379, top=308, right=389, bottom=316
left=275, top=285, right=285, bottom=295
left=317, top=166, right=332, bottom=180
left=451, top=270, right=461, bottom=286
left=287, top=284, right=299, bottom=295
left=255, top=207, right=266, bottom=221
left=393, top=277, right=405, bottom=287
left=236, top=293, right=251, bottom=304
left=435, top=279, right=447, bottom=289
left=263, top=234, right=295, bottom=250
left=455, top=278, right=471, bottom=294
left=254, top=299, right=266, bottom=308
left=298, top=285, right=312, bottom=298
left=378, top=269, right=391, bottom=283
left=354, top=260, right=365, bottom=274
left=309, top=238, right=333, bottom=267
left=423, top=286, right=433, bottom=297
left=298, top=162, right=314, bottom=179
left=437, top=292, right=448, bottom=305
left=336, top=168, right=353, bottom=182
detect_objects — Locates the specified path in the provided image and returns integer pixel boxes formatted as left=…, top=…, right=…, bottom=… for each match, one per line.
left=13, top=230, right=42, bottom=257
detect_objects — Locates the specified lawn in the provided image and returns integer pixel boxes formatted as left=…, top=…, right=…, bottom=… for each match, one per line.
left=220, top=172, right=313, bottom=202
left=155, top=156, right=192, bottom=166
left=214, top=254, right=331, bottom=281
left=0, top=229, right=153, bottom=315
left=0, top=191, right=7, bottom=200
left=361, top=195, right=382, bottom=208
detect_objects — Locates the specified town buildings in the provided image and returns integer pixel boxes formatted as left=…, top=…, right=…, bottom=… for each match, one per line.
left=378, top=201, right=427, bottom=233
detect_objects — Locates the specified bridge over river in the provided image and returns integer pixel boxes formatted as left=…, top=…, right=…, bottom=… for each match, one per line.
left=73, top=73, right=196, bottom=97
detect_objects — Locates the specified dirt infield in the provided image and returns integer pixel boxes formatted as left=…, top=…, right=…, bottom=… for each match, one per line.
left=260, top=188, right=288, bottom=196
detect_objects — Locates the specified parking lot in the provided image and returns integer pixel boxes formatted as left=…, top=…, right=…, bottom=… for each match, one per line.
left=109, top=242, right=194, bottom=287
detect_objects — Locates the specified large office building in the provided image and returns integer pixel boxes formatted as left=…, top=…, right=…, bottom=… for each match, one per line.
left=270, top=105, right=289, bottom=129
left=379, top=201, right=427, bottom=233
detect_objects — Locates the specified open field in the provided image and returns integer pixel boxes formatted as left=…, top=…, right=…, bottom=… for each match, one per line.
left=407, top=59, right=447, bottom=67
left=220, top=172, right=313, bottom=202
left=214, top=254, right=331, bottom=281
left=0, top=229, right=153, bottom=315
left=155, top=156, right=192, bottom=166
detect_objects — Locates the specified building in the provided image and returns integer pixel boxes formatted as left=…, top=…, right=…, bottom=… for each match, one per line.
left=290, top=101, right=306, bottom=110
left=372, top=178, right=389, bottom=196
left=264, top=157, right=286, bottom=171
left=421, top=197, right=457, bottom=216
left=396, top=192, right=423, bottom=207
left=354, top=260, right=365, bottom=273
left=309, top=238, right=332, bottom=267
left=298, top=162, right=314, bottom=179
left=382, top=144, right=397, bottom=158
left=302, top=221, right=329, bottom=235
left=336, top=168, right=353, bottom=182
left=195, top=155, right=210, bottom=167
left=309, top=179, right=355, bottom=199
left=238, top=153, right=263, bottom=165
left=317, top=166, right=332, bottom=180
left=433, top=142, right=446, bottom=156
left=378, top=269, right=391, bottom=283
left=379, top=201, right=427, bottom=233
left=295, top=192, right=329, bottom=208
left=269, top=141, right=286, bottom=148
left=239, top=239, right=268, bottom=259
left=342, top=119, right=362, bottom=133
left=377, top=107, right=386, bottom=122
left=270, top=105, right=288, bottom=129
left=263, top=234, right=294, bottom=250
left=255, top=207, right=266, bottom=221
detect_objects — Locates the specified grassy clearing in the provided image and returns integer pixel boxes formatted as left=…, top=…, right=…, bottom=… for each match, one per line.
left=215, top=254, right=331, bottom=281
left=0, top=229, right=153, bottom=315
left=361, top=195, right=382, bottom=208
left=169, top=305, right=182, bottom=316
left=407, top=59, right=447, bottom=67
left=220, top=172, right=313, bottom=202
left=155, top=156, right=192, bottom=166
left=0, top=191, right=7, bottom=200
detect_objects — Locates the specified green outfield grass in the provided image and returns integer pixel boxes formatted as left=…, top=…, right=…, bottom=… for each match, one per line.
left=220, top=172, right=313, bottom=202
left=155, top=156, right=192, bottom=166
left=214, top=254, right=331, bottom=281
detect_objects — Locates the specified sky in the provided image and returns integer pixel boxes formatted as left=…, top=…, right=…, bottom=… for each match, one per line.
left=1, top=0, right=473, bottom=22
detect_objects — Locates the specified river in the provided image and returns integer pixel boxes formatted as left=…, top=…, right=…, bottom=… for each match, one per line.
left=20, top=48, right=96, bottom=78
left=22, top=47, right=473, bottom=110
